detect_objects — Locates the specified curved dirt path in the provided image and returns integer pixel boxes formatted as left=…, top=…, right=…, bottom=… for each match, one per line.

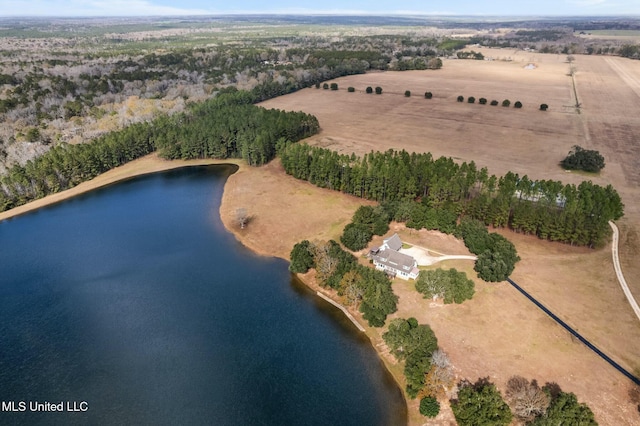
left=609, top=221, right=640, bottom=322
left=605, top=57, right=640, bottom=100
left=400, top=245, right=477, bottom=267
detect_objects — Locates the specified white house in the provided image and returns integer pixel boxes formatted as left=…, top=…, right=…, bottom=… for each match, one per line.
left=370, top=233, right=419, bottom=280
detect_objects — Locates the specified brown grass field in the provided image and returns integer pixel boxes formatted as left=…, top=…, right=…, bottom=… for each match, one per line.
left=3, top=49, right=640, bottom=425
left=253, top=50, right=640, bottom=424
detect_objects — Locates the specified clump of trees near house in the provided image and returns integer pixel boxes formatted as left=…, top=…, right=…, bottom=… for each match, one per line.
left=415, top=268, right=475, bottom=303
left=561, top=145, right=605, bottom=173
left=289, top=239, right=397, bottom=327
left=457, top=50, right=485, bottom=60
left=340, top=205, right=390, bottom=251
left=458, top=217, right=520, bottom=282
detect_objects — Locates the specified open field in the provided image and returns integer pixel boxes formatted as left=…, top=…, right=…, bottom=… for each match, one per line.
left=257, top=50, right=640, bottom=424
left=578, top=30, right=640, bottom=41
left=219, top=166, right=640, bottom=425
left=2, top=43, right=639, bottom=423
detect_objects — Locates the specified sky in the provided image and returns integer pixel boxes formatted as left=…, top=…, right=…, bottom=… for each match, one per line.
left=0, top=0, right=638, bottom=17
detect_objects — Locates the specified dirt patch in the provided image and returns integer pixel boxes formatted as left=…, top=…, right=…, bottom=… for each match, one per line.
left=218, top=158, right=375, bottom=260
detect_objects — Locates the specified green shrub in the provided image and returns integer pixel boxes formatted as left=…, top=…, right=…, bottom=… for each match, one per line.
left=375, top=86, right=383, bottom=94
left=425, top=91, right=433, bottom=99
left=502, top=99, right=511, bottom=107
left=347, top=86, right=355, bottom=92
left=405, top=90, right=411, bottom=97
left=289, top=240, right=314, bottom=273
left=330, top=83, right=338, bottom=91
left=479, top=97, right=487, bottom=104
left=514, top=101, right=523, bottom=108
left=468, top=96, right=476, bottom=104
left=490, top=100, right=499, bottom=106
left=340, top=223, right=373, bottom=251
left=457, top=95, right=464, bottom=102
left=540, top=103, right=549, bottom=111
left=366, top=86, right=373, bottom=94
left=561, top=145, right=605, bottom=173
left=451, top=378, right=512, bottom=426
left=420, top=397, right=440, bottom=417
left=323, top=83, right=329, bottom=90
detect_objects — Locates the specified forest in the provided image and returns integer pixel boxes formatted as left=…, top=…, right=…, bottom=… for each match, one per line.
left=280, top=144, right=624, bottom=248
left=0, top=89, right=318, bottom=211
left=0, top=19, right=457, bottom=173
left=3, top=16, right=638, bottom=175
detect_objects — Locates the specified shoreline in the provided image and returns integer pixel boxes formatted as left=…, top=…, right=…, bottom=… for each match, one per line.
left=0, top=154, right=414, bottom=424
left=0, top=154, right=240, bottom=223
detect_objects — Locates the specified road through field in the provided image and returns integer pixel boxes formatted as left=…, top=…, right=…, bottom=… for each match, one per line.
left=605, top=57, right=640, bottom=99
left=609, top=221, right=640, bottom=322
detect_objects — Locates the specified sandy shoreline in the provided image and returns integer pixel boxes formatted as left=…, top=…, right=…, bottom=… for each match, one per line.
left=0, top=154, right=240, bottom=223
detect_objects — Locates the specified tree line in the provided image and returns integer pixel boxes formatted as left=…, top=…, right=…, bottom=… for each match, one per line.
left=450, top=376, right=597, bottom=425
left=0, top=88, right=319, bottom=212
left=280, top=144, right=624, bottom=248
left=154, top=88, right=319, bottom=165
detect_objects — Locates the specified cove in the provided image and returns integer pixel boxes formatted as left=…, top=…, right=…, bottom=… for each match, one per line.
left=0, top=166, right=406, bottom=425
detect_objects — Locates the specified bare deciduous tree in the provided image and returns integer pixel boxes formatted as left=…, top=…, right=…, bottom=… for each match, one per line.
left=505, top=375, right=550, bottom=423
left=311, top=241, right=337, bottom=285
left=236, top=208, right=248, bottom=229
left=418, top=349, right=454, bottom=399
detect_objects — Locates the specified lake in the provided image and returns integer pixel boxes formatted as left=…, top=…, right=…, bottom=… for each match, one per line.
left=0, top=166, right=406, bottom=425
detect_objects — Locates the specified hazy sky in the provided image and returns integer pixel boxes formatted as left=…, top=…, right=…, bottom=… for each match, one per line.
left=0, top=0, right=638, bottom=17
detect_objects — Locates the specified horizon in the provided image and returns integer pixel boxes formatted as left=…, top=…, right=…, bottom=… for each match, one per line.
left=0, top=1, right=638, bottom=18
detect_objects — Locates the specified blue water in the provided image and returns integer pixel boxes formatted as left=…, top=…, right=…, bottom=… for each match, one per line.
left=0, top=166, right=405, bottom=425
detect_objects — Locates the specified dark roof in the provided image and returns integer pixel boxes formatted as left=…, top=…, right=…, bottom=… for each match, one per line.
left=383, top=233, right=402, bottom=252
left=373, top=249, right=416, bottom=273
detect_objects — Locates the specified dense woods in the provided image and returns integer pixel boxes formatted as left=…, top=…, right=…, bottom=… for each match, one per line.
left=280, top=144, right=624, bottom=247
left=0, top=89, right=318, bottom=212
left=155, top=89, right=319, bottom=164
